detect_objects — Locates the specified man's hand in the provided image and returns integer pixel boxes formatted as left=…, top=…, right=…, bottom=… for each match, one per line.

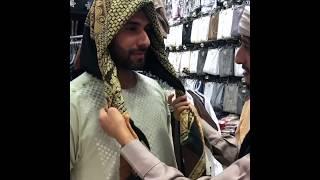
left=99, top=107, right=136, bottom=146
left=168, top=94, right=190, bottom=121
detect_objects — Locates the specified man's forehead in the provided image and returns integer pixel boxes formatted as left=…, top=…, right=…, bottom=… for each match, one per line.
left=128, top=10, right=149, bottom=23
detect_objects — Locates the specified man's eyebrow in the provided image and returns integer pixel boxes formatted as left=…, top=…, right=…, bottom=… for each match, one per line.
left=126, top=19, right=150, bottom=27
left=125, top=21, right=141, bottom=26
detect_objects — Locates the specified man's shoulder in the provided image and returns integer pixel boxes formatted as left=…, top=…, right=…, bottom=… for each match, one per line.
left=70, top=72, right=104, bottom=102
left=136, top=72, right=163, bottom=90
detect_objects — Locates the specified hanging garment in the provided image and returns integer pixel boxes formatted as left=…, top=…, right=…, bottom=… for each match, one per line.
left=216, top=9, right=226, bottom=40
left=197, top=48, right=208, bottom=75
left=168, top=52, right=180, bottom=73
left=172, top=0, right=180, bottom=19
left=219, top=47, right=235, bottom=77
left=203, top=82, right=214, bottom=104
left=236, top=84, right=247, bottom=115
left=180, top=0, right=189, bottom=18
left=210, top=82, right=225, bottom=112
left=184, top=79, right=198, bottom=91
left=193, top=0, right=201, bottom=12
left=182, top=21, right=193, bottom=45
left=201, top=0, right=217, bottom=14
left=165, top=0, right=173, bottom=22
left=223, top=83, right=239, bottom=114
left=177, top=24, right=184, bottom=46
left=231, top=6, right=245, bottom=37
left=70, top=0, right=92, bottom=15
left=189, top=50, right=200, bottom=73
left=217, top=8, right=234, bottom=39
left=199, top=16, right=211, bottom=42
left=180, top=51, right=191, bottom=74
left=224, top=8, right=234, bottom=39
left=164, top=26, right=173, bottom=47
left=175, top=52, right=183, bottom=75
left=190, top=18, right=200, bottom=43
left=208, top=13, right=219, bottom=41
left=203, top=48, right=220, bottom=75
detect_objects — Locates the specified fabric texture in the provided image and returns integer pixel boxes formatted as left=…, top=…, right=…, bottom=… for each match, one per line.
left=203, top=48, right=220, bottom=75
left=208, top=14, right=219, bottom=41
left=218, top=47, right=234, bottom=77
left=190, top=50, right=200, bottom=73
left=197, top=48, right=208, bottom=75
left=70, top=72, right=176, bottom=180
left=235, top=100, right=250, bottom=145
left=231, top=6, right=244, bottom=37
left=182, top=21, right=193, bottom=44
left=153, top=0, right=170, bottom=38
left=120, top=122, right=248, bottom=180
left=239, top=6, right=250, bottom=37
left=222, top=84, right=238, bottom=114
left=210, top=82, right=225, bottom=112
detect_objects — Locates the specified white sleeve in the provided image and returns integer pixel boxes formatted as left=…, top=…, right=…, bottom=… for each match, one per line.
left=70, top=101, right=80, bottom=171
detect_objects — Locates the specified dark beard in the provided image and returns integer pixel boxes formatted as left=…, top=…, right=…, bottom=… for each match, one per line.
left=113, top=57, right=145, bottom=70
left=109, top=45, right=147, bottom=71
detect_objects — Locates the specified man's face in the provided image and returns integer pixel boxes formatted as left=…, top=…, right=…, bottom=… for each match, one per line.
left=109, top=10, right=151, bottom=71
left=235, top=36, right=250, bottom=85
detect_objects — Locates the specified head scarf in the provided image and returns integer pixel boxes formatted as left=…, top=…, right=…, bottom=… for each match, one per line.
left=239, top=6, right=250, bottom=37
left=153, top=0, right=170, bottom=38
left=80, top=0, right=206, bottom=178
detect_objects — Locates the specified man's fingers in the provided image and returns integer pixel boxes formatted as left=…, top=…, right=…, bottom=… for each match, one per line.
left=176, top=106, right=190, bottom=115
left=99, top=108, right=108, bottom=122
left=172, top=95, right=187, bottom=106
left=173, top=101, right=190, bottom=110
left=168, top=94, right=175, bottom=105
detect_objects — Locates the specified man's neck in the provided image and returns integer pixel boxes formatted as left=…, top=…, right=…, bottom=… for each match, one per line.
left=117, top=68, right=138, bottom=89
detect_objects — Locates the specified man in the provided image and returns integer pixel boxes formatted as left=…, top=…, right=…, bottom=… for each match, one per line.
left=234, top=5, right=250, bottom=146
left=70, top=0, right=187, bottom=179
left=100, top=6, right=251, bottom=180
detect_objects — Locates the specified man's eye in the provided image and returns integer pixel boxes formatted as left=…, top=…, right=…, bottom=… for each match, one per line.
left=240, top=41, right=249, bottom=49
left=125, top=26, right=138, bottom=31
left=145, top=25, right=152, bottom=31
left=243, top=44, right=250, bottom=49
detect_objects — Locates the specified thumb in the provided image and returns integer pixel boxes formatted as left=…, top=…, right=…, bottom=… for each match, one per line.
left=167, top=93, right=175, bottom=105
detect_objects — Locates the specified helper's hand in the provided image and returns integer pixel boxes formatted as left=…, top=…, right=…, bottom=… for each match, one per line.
left=99, top=107, right=136, bottom=146
left=189, top=103, right=202, bottom=120
left=168, top=94, right=190, bottom=121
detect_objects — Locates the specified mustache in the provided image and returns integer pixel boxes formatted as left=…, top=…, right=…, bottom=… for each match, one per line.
left=242, top=65, right=249, bottom=72
left=128, top=48, right=148, bottom=54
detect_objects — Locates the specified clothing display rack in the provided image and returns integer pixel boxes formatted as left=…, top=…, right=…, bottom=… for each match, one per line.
left=164, top=0, right=249, bottom=118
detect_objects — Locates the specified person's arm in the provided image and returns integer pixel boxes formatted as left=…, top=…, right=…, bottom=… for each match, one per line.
left=201, top=119, right=239, bottom=166
left=169, top=95, right=239, bottom=166
left=100, top=107, right=249, bottom=180
left=121, top=139, right=250, bottom=180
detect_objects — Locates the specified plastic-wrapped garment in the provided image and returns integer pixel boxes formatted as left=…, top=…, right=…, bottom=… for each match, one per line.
left=203, top=48, right=220, bottom=75
left=218, top=47, right=234, bottom=77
